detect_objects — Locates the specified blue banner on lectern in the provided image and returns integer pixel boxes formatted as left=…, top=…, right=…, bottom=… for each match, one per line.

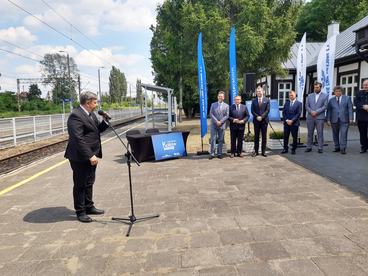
left=151, top=133, right=186, bottom=161
left=269, top=99, right=281, bottom=121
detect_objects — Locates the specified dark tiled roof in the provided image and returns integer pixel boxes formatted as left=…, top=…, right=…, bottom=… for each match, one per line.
left=282, top=42, right=324, bottom=69
left=283, top=15, right=368, bottom=70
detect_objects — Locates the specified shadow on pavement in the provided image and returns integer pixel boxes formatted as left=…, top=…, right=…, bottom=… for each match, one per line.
left=23, top=206, right=75, bottom=223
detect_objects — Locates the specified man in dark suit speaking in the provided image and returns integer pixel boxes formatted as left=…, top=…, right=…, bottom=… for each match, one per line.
left=65, top=91, right=109, bottom=223
left=229, top=95, right=249, bottom=157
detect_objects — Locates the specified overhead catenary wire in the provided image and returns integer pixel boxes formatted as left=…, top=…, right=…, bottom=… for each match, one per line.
left=0, top=48, right=40, bottom=62
left=0, top=38, right=44, bottom=60
left=40, top=0, right=102, bottom=50
left=7, top=0, right=115, bottom=69
left=40, top=0, right=124, bottom=68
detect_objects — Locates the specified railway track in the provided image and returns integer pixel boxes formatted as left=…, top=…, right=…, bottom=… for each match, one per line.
left=0, top=115, right=147, bottom=175
left=0, top=139, right=68, bottom=175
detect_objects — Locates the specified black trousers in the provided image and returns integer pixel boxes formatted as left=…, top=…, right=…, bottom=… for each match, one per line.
left=283, top=124, right=299, bottom=151
left=69, top=161, right=96, bottom=215
left=230, top=127, right=245, bottom=155
left=357, top=120, right=368, bottom=150
left=254, top=121, right=268, bottom=154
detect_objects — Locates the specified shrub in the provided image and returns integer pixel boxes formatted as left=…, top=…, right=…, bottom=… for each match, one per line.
left=269, top=131, right=284, bottom=139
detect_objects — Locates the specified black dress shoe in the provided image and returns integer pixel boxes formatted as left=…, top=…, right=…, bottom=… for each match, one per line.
left=209, top=155, right=215, bottom=160
left=360, top=149, right=367, bottom=153
left=77, top=213, right=93, bottom=223
left=318, top=149, right=323, bottom=153
left=291, top=150, right=296, bottom=155
left=333, top=148, right=340, bottom=152
left=86, top=207, right=105, bottom=215
left=281, top=149, right=288, bottom=154
left=237, top=154, right=244, bottom=158
left=341, top=149, right=346, bottom=154
left=305, top=148, right=312, bottom=152
left=261, top=153, right=267, bottom=157
left=217, top=155, right=223, bottom=159
left=252, top=152, right=259, bottom=157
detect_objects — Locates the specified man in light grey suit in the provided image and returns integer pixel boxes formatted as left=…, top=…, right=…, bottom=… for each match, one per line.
left=305, top=82, right=329, bottom=153
left=326, top=86, right=353, bottom=154
left=209, top=91, right=229, bottom=159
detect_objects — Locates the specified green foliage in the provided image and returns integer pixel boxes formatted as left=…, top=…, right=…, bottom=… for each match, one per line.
left=244, top=132, right=255, bottom=142
left=150, top=0, right=299, bottom=116
left=27, top=84, right=42, bottom=101
left=0, top=91, right=18, bottom=112
left=136, top=79, right=143, bottom=105
left=40, top=53, right=79, bottom=103
left=295, top=0, right=368, bottom=41
left=109, top=66, right=127, bottom=103
left=269, top=130, right=284, bottom=139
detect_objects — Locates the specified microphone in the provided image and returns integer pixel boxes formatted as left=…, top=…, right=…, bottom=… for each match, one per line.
left=98, top=110, right=112, bottom=120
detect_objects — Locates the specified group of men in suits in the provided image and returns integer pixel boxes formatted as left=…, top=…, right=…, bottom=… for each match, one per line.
left=303, top=82, right=354, bottom=155
left=209, top=87, right=271, bottom=159
left=64, top=82, right=366, bottom=223
left=209, top=80, right=360, bottom=159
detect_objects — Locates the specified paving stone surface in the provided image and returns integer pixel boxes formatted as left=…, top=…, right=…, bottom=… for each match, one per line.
left=0, top=122, right=368, bottom=275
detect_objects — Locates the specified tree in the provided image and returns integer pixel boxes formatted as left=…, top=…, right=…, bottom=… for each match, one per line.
left=40, top=53, right=79, bottom=103
left=295, top=0, right=368, bottom=41
left=136, top=78, right=143, bottom=113
left=0, top=91, right=18, bottom=112
left=150, top=0, right=299, bottom=116
left=108, top=66, right=127, bottom=103
left=27, top=84, right=42, bottom=101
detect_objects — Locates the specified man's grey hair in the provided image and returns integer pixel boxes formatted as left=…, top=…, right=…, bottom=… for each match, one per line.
left=218, top=91, right=225, bottom=96
left=80, top=91, right=97, bottom=104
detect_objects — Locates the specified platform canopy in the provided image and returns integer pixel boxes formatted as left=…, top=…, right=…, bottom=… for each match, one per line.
left=141, top=83, right=174, bottom=131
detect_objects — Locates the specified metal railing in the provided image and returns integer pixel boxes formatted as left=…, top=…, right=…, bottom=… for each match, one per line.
left=0, top=108, right=141, bottom=149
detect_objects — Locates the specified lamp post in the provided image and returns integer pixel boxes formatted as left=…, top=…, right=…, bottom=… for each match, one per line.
left=98, top=66, right=104, bottom=109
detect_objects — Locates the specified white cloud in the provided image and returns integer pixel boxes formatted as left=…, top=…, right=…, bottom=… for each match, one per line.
left=75, top=48, right=145, bottom=68
left=15, top=64, right=42, bottom=75
left=19, top=0, right=163, bottom=35
left=0, top=26, right=37, bottom=45
left=103, top=0, right=162, bottom=32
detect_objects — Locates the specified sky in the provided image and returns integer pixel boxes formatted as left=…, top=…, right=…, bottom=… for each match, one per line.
left=0, top=0, right=164, bottom=97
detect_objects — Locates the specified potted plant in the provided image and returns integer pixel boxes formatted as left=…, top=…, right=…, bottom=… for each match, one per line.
left=243, top=132, right=255, bottom=153
left=268, top=130, right=284, bottom=150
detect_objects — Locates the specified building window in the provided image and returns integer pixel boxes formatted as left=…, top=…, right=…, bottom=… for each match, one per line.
left=278, top=82, right=292, bottom=107
left=340, top=73, right=358, bottom=103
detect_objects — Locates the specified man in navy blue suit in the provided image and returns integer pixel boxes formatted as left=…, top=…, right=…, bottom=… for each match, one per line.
left=281, top=90, right=302, bottom=155
left=251, top=86, right=270, bottom=157
left=229, top=95, right=249, bottom=157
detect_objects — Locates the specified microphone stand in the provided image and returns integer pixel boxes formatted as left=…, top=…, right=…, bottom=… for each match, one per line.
left=105, top=119, right=159, bottom=237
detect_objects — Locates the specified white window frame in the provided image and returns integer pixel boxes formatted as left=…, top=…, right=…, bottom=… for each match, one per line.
left=277, top=82, right=292, bottom=107
left=340, top=73, right=358, bottom=104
